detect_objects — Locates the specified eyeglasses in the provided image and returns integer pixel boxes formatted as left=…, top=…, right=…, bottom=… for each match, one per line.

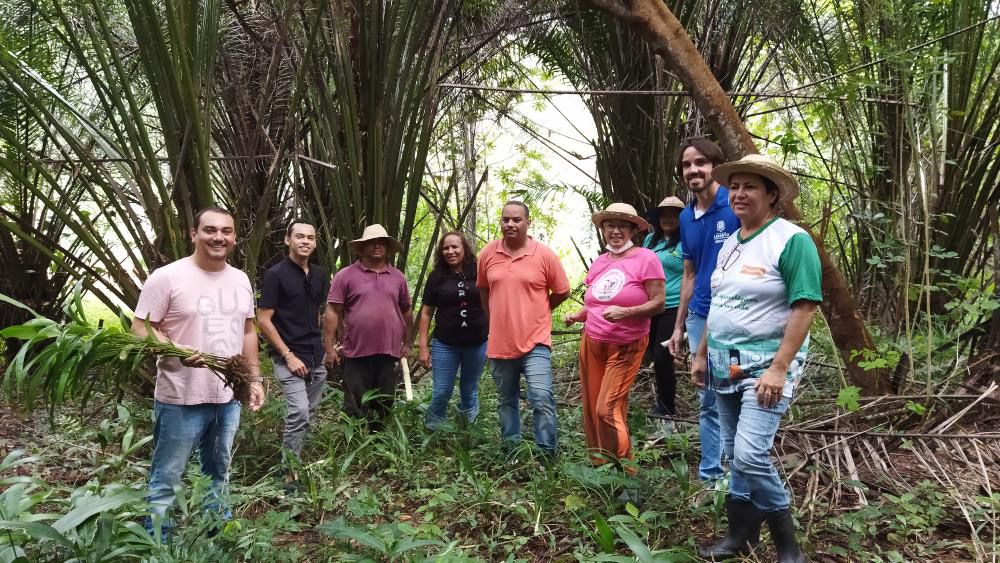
left=721, top=244, right=742, bottom=271
left=602, top=221, right=633, bottom=232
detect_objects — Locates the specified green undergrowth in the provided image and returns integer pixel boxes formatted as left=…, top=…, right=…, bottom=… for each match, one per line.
left=0, top=365, right=724, bottom=562
left=0, top=342, right=992, bottom=561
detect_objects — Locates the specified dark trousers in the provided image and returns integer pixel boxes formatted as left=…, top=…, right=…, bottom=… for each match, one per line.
left=342, top=354, right=397, bottom=428
left=647, top=308, right=678, bottom=415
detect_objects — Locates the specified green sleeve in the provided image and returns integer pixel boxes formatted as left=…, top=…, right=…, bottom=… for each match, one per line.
left=778, top=232, right=823, bottom=305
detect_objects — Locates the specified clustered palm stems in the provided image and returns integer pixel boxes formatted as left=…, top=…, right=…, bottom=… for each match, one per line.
left=0, top=295, right=254, bottom=413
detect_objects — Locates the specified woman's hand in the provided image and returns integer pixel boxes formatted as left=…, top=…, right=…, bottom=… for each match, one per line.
left=563, top=309, right=584, bottom=326
left=418, top=346, right=431, bottom=369
left=754, top=365, right=786, bottom=407
left=601, top=306, right=631, bottom=323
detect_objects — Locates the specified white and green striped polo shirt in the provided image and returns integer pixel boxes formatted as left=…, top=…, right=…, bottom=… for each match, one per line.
left=706, top=217, right=823, bottom=397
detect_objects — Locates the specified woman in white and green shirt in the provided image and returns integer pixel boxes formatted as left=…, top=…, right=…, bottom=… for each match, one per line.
left=691, top=155, right=821, bottom=563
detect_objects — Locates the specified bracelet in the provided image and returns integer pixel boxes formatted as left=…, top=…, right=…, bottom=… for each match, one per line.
left=282, top=349, right=293, bottom=359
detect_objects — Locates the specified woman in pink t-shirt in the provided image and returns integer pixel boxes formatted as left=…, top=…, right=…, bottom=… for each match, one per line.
left=564, top=203, right=665, bottom=485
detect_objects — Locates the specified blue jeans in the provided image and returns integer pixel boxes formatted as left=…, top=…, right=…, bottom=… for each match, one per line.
left=425, top=339, right=487, bottom=429
left=716, top=387, right=791, bottom=512
left=688, top=312, right=724, bottom=482
left=144, top=400, right=241, bottom=538
left=490, top=345, right=558, bottom=452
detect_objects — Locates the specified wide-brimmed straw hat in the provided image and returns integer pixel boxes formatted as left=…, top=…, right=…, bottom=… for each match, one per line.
left=349, top=224, right=402, bottom=255
left=711, top=154, right=800, bottom=204
left=656, top=196, right=686, bottom=210
left=591, top=202, right=650, bottom=232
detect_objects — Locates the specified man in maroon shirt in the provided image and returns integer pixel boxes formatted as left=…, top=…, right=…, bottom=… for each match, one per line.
left=324, top=224, right=413, bottom=429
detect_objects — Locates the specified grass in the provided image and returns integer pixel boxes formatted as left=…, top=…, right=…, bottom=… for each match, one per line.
left=1, top=315, right=992, bottom=561
left=0, top=349, right=725, bottom=561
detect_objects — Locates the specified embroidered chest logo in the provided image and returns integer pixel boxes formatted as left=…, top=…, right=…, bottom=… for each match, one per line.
left=592, top=268, right=626, bottom=302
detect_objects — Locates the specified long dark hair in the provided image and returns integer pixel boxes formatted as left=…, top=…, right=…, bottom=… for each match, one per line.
left=647, top=208, right=682, bottom=251
left=433, top=231, right=477, bottom=275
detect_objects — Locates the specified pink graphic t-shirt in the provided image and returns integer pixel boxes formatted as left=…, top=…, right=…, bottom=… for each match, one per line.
left=134, top=257, right=255, bottom=405
left=583, top=248, right=665, bottom=344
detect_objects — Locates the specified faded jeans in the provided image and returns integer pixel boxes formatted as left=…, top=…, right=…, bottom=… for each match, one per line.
left=274, top=359, right=327, bottom=458
left=716, top=386, right=791, bottom=512
left=144, top=400, right=241, bottom=538
left=425, top=339, right=487, bottom=429
left=490, top=344, right=558, bottom=453
left=687, top=312, right=724, bottom=482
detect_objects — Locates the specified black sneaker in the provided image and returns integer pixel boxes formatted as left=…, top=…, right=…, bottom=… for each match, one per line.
left=649, top=404, right=669, bottom=417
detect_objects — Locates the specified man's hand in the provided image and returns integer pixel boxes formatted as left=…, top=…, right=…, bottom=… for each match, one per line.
left=417, top=347, right=431, bottom=369
left=690, top=352, right=706, bottom=389
left=286, top=353, right=308, bottom=378
left=754, top=365, right=786, bottom=408
left=248, top=381, right=265, bottom=412
left=179, top=346, right=207, bottom=368
left=324, top=346, right=341, bottom=368
left=601, top=306, right=630, bottom=323
left=666, top=327, right=685, bottom=357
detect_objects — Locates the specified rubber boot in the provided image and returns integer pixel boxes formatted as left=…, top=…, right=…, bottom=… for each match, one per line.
left=765, top=508, right=807, bottom=563
left=696, top=496, right=763, bottom=559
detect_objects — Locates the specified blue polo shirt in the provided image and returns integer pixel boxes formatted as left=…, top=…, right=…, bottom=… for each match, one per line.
left=679, top=186, right=740, bottom=317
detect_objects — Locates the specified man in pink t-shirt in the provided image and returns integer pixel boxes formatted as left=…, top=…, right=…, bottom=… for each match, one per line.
left=132, top=207, right=263, bottom=540
left=477, top=201, right=570, bottom=454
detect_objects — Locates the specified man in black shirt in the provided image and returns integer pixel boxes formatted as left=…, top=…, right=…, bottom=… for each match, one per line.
left=258, top=219, right=330, bottom=466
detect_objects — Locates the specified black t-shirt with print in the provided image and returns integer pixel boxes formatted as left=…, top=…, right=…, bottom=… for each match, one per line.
left=421, top=267, right=488, bottom=346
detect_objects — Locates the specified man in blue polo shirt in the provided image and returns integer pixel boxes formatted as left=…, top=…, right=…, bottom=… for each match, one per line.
left=665, top=138, right=740, bottom=487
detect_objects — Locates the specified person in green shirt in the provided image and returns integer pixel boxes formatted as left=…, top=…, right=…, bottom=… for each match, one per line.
left=691, top=154, right=821, bottom=563
left=642, top=196, right=685, bottom=433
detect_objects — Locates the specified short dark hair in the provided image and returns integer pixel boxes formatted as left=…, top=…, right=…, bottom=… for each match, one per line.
left=193, top=206, right=234, bottom=230
left=286, top=218, right=316, bottom=237
left=502, top=200, right=530, bottom=220
left=433, top=231, right=477, bottom=275
left=675, top=137, right=726, bottom=178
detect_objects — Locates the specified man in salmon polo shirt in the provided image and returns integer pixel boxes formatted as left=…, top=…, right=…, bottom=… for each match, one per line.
left=132, top=206, right=264, bottom=541
left=477, top=201, right=571, bottom=455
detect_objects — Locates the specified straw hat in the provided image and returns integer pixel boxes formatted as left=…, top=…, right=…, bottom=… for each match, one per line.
left=656, top=196, right=686, bottom=210
left=591, top=202, right=650, bottom=232
left=348, top=224, right=402, bottom=255
left=711, top=154, right=800, bottom=204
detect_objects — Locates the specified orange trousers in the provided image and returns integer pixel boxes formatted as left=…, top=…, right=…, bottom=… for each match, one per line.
left=578, top=333, right=648, bottom=473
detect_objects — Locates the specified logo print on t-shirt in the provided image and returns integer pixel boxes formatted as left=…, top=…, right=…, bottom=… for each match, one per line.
left=457, top=280, right=468, bottom=327
left=592, top=268, right=626, bottom=302
left=716, top=220, right=725, bottom=232
left=197, top=288, right=244, bottom=355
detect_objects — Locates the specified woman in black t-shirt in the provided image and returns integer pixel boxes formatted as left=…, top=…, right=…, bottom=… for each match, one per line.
left=417, top=231, right=489, bottom=429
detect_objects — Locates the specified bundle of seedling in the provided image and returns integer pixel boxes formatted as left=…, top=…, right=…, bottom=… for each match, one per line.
left=0, top=293, right=255, bottom=414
